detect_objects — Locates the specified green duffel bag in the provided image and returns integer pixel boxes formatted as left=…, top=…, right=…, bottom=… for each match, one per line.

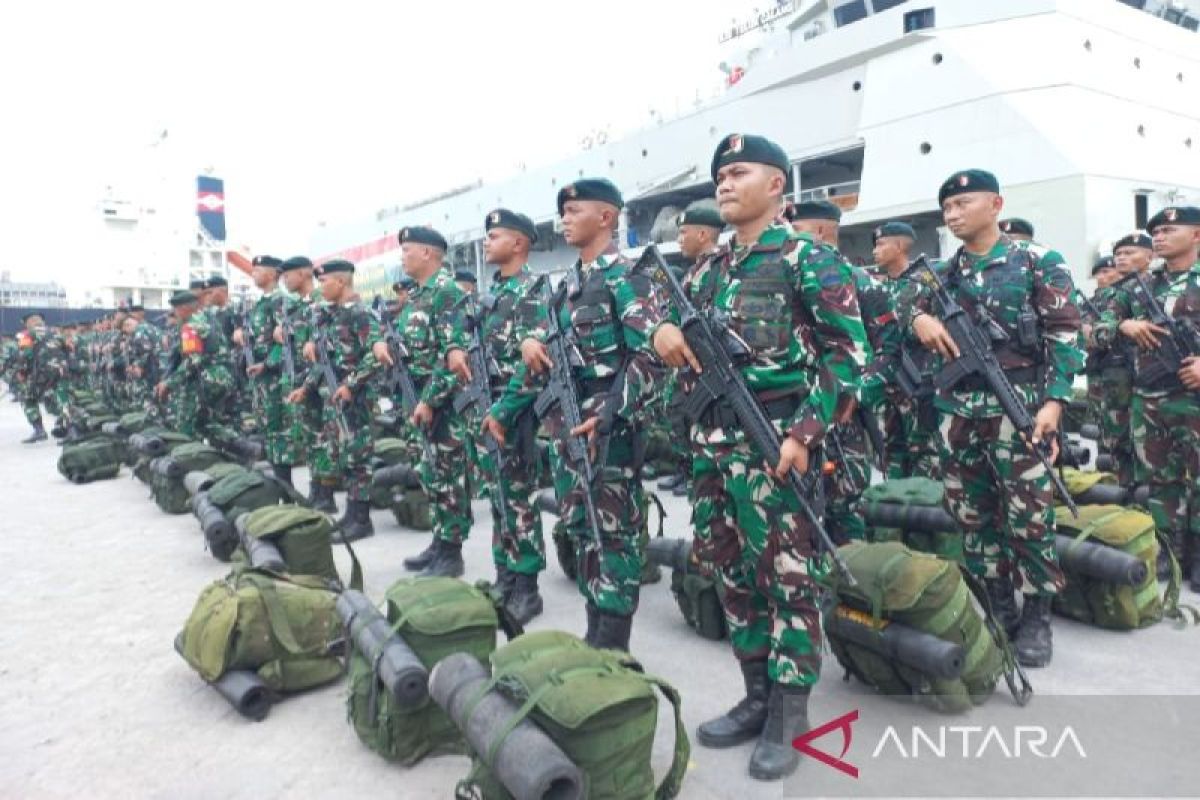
left=208, top=468, right=288, bottom=519
left=862, top=477, right=963, bottom=562
left=239, top=504, right=342, bottom=585
left=348, top=577, right=499, bottom=765
left=151, top=443, right=228, bottom=514
left=820, top=541, right=1025, bottom=714
left=391, top=486, right=433, bottom=531
left=179, top=569, right=343, bottom=692
left=117, top=411, right=151, bottom=435
left=57, top=434, right=123, bottom=484
left=1053, top=504, right=1195, bottom=629
left=369, top=437, right=414, bottom=510
left=669, top=570, right=726, bottom=641
left=455, top=630, right=689, bottom=800
left=132, top=430, right=198, bottom=483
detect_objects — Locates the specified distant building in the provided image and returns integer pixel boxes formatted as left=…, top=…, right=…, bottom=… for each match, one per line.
left=0, top=272, right=68, bottom=308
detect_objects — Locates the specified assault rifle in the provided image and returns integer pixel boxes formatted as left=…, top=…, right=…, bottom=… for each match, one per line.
left=450, top=296, right=510, bottom=535
left=644, top=245, right=854, bottom=585
left=310, top=307, right=352, bottom=441
left=532, top=276, right=604, bottom=544
left=1118, top=269, right=1200, bottom=384
left=908, top=255, right=1078, bottom=517
left=371, top=298, right=436, bottom=465
left=279, top=299, right=299, bottom=385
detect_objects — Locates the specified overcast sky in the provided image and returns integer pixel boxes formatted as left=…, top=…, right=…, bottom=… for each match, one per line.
left=0, top=0, right=760, bottom=285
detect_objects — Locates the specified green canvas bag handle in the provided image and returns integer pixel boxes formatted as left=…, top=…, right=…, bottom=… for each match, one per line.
left=958, top=565, right=1032, bottom=706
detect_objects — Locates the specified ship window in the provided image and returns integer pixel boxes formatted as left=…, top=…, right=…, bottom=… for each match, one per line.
left=919, top=142, right=932, bottom=154
left=1137, top=125, right=1145, bottom=136
left=932, top=52, right=943, bottom=65
left=1134, top=193, right=1149, bottom=229
left=852, top=80, right=862, bottom=91
left=903, top=7, right=935, bottom=32
left=1133, top=57, right=1141, bottom=69
left=1186, top=138, right=1193, bottom=148
left=833, top=1, right=868, bottom=27
left=872, top=0, right=907, bottom=11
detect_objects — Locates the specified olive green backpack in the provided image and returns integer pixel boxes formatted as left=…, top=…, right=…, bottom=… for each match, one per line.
left=1053, top=503, right=1195, bottom=629
left=453, top=630, right=689, bottom=800
left=370, top=437, right=417, bottom=510
left=178, top=569, right=343, bottom=694
left=347, top=577, right=500, bottom=765
left=132, top=430, right=195, bottom=483
left=151, top=443, right=229, bottom=514
left=862, top=478, right=963, bottom=562
left=820, top=541, right=1028, bottom=714
left=57, top=433, right=123, bottom=484
left=207, top=468, right=288, bottom=520
left=236, top=504, right=345, bottom=587
left=669, top=570, right=727, bottom=641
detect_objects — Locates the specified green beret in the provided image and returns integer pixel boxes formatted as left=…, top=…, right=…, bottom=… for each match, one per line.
left=454, top=269, right=477, bottom=284
left=872, top=221, right=916, bottom=242
left=710, top=133, right=792, bottom=191
left=938, top=169, right=1000, bottom=205
left=485, top=208, right=538, bottom=244
left=1092, top=255, right=1116, bottom=275
left=1000, top=218, right=1034, bottom=237
left=20, top=311, right=44, bottom=323
left=207, top=274, right=228, bottom=288
left=188, top=277, right=207, bottom=290
left=677, top=207, right=724, bottom=230
left=398, top=226, right=448, bottom=250
left=556, top=178, right=624, bottom=215
left=1113, top=232, right=1152, bottom=251
left=318, top=259, right=354, bottom=275
left=788, top=200, right=842, bottom=223
left=252, top=255, right=283, bottom=270
left=1147, top=205, right=1200, bottom=233
left=169, top=290, right=199, bottom=307
left=280, top=256, right=313, bottom=272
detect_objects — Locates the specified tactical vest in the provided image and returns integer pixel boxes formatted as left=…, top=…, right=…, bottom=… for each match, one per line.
left=564, top=265, right=628, bottom=396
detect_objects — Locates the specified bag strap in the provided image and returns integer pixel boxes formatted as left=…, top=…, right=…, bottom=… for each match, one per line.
left=647, top=491, right=667, bottom=539
left=1155, top=529, right=1200, bottom=626
left=644, top=674, right=690, bottom=800
left=959, top=565, right=1033, bottom=706
left=340, top=535, right=364, bottom=592
left=241, top=573, right=323, bottom=657
left=474, top=580, right=525, bottom=641
left=265, top=472, right=309, bottom=506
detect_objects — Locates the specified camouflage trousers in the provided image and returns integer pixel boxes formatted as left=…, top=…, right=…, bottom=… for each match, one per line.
left=691, top=437, right=823, bottom=687
left=940, top=412, right=1063, bottom=596
left=548, top=419, right=646, bottom=617
left=419, top=410, right=472, bottom=545
left=882, top=396, right=943, bottom=480
left=22, top=380, right=68, bottom=427
left=167, top=370, right=239, bottom=445
left=314, top=392, right=375, bottom=502
left=481, top=413, right=545, bottom=576
left=1132, top=391, right=1200, bottom=544
left=825, top=421, right=870, bottom=543
left=1099, top=368, right=1136, bottom=486
left=254, top=371, right=296, bottom=466
left=289, top=389, right=328, bottom=479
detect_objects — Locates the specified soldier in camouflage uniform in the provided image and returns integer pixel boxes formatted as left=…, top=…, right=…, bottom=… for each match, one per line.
left=789, top=200, right=899, bottom=544
left=239, top=256, right=296, bottom=485
left=392, top=226, right=473, bottom=578
left=655, top=135, right=868, bottom=781
left=1096, top=206, right=1200, bottom=591
left=13, top=312, right=70, bottom=443
left=453, top=209, right=548, bottom=623
left=488, top=178, right=664, bottom=652
left=454, top=268, right=487, bottom=500
left=155, top=290, right=239, bottom=445
left=124, top=306, right=161, bottom=412
left=871, top=221, right=944, bottom=479
left=912, top=169, right=1083, bottom=667
left=1081, top=255, right=1131, bottom=481
left=287, top=259, right=384, bottom=542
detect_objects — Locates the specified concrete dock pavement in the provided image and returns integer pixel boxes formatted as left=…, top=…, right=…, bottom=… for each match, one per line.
left=0, top=402, right=1196, bottom=799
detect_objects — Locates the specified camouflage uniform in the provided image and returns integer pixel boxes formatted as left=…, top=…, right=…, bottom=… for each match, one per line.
left=682, top=224, right=867, bottom=686
left=1083, top=285, right=1136, bottom=484
left=14, top=325, right=70, bottom=428
left=302, top=301, right=382, bottom=502
left=491, top=243, right=665, bottom=617
left=398, top=267, right=472, bottom=545
left=163, top=308, right=238, bottom=444
left=250, top=287, right=296, bottom=466
left=1095, top=260, right=1200, bottom=566
left=282, top=289, right=327, bottom=476
left=913, top=237, right=1083, bottom=595
left=126, top=320, right=161, bottom=410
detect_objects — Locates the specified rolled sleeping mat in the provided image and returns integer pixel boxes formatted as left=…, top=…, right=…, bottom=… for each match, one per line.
left=825, top=604, right=965, bottom=680
left=194, top=493, right=237, bottom=562
left=1078, top=423, right=1101, bottom=441
left=1095, top=454, right=1115, bottom=473
left=535, top=490, right=559, bottom=516
left=430, top=652, right=585, bottom=800
left=129, top=432, right=167, bottom=457
left=1071, top=483, right=1151, bottom=507
left=1055, top=533, right=1148, bottom=586
left=863, top=503, right=958, bottom=534
left=335, top=590, right=428, bottom=709
left=645, top=537, right=698, bottom=575
left=222, top=437, right=265, bottom=463
left=150, top=455, right=184, bottom=481
left=184, top=470, right=218, bottom=499
left=1063, top=444, right=1090, bottom=467
left=234, top=513, right=287, bottom=573
left=371, top=463, right=421, bottom=491
left=173, top=632, right=272, bottom=721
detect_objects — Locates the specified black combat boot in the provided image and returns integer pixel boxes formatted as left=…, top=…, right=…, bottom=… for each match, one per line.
left=697, top=660, right=770, bottom=748
left=1187, top=537, right=1200, bottom=593
left=270, top=464, right=294, bottom=490
left=420, top=540, right=464, bottom=578
left=584, top=602, right=599, bottom=644
left=308, top=482, right=338, bottom=514
left=657, top=472, right=684, bottom=491
left=748, top=683, right=811, bottom=781
left=505, top=572, right=544, bottom=625
left=334, top=500, right=375, bottom=543
left=1014, top=594, right=1054, bottom=668
left=494, top=564, right=515, bottom=601
left=50, top=421, right=68, bottom=439
left=590, top=610, right=633, bottom=652
left=985, top=575, right=1020, bottom=636
left=22, top=422, right=48, bottom=444
left=403, top=538, right=440, bottom=572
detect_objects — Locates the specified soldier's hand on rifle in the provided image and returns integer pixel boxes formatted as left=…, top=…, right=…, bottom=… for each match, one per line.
left=446, top=348, right=472, bottom=383
left=154, top=382, right=168, bottom=400
left=332, top=385, right=352, bottom=405
left=1029, top=401, right=1062, bottom=462
left=1119, top=319, right=1167, bottom=349
left=913, top=313, right=960, bottom=360
left=372, top=341, right=394, bottom=366
left=1179, top=356, right=1200, bottom=390
left=272, top=326, right=284, bottom=344
left=481, top=414, right=506, bottom=446
left=521, top=338, right=552, bottom=374
left=772, top=435, right=810, bottom=480
left=302, top=342, right=317, bottom=362
left=232, top=328, right=245, bottom=347
left=652, top=324, right=703, bottom=372
left=411, top=401, right=434, bottom=428
left=286, top=386, right=307, bottom=404
left=247, top=364, right=265, bottom=377
left=570, top=416, right=601, bottom=461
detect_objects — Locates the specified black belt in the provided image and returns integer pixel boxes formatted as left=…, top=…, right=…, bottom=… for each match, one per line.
left=954, top=366, right=1040, bottom=392
left=699, top=393, right=800, bottom=430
